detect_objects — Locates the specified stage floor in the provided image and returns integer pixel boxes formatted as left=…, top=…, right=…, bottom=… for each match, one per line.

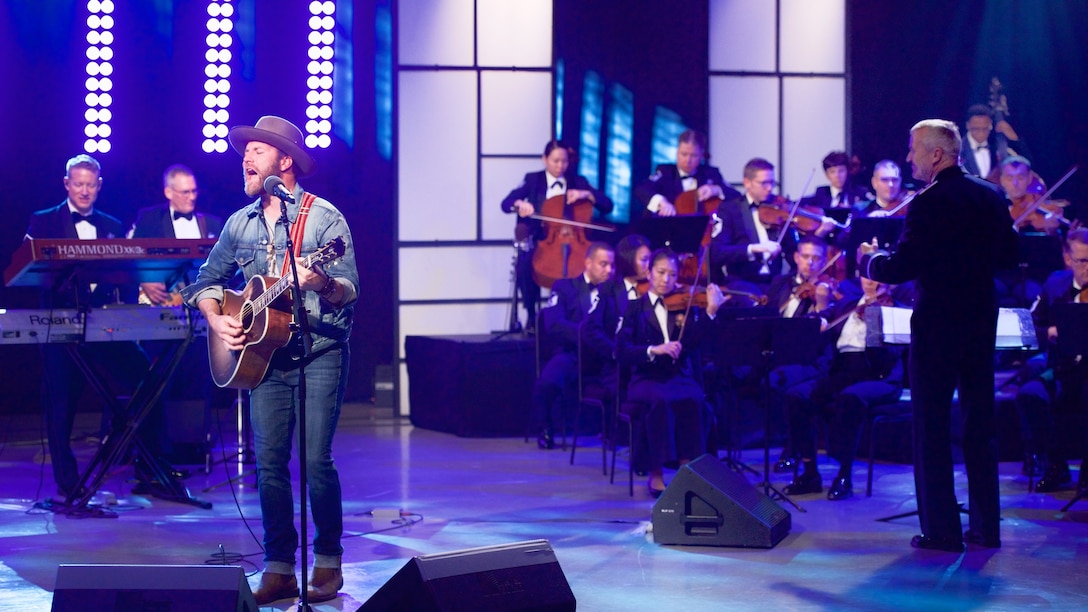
left=1, top=404, right=1086, bottom=610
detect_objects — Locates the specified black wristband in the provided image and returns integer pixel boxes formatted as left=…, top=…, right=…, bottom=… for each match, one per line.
left=317, top=274, right=337, bottom=298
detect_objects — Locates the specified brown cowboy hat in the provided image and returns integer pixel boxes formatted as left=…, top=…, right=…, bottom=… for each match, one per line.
left=228, top=116, right=317, bottom=177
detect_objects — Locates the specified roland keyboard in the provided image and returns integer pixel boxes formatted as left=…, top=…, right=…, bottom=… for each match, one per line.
left=0, top=305, right=207, bottom=345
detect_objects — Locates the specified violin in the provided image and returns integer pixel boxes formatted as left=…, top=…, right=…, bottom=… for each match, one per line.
left=757, top=196, right=830, bottom=234
left=1010, top=165, right=1078, bottom=232
left=664, top=284, right=768, bottom=311
left=823, top=291, right=895, bottom=332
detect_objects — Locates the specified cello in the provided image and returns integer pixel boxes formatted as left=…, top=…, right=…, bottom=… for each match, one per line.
left=531, top=194, right=611, bottom=288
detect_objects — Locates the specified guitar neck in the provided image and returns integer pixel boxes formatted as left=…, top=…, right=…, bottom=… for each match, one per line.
left=240, top=252, right=319, bottom=321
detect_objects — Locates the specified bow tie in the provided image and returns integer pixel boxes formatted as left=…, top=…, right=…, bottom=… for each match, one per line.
left=173, top=210, right=195, bottom=221
left=71, top=211, right=94, bottom=225
left=975, top=144, right=988, bottom=151
left=550, top=180, right=564, bottom=190
left=680, top=174, right=695, bottom=180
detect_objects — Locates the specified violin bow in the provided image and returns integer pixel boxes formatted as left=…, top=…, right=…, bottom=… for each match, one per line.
left=758, top=169, right=816, bottom=275
left=1011, top=165, right=1078, bottom=227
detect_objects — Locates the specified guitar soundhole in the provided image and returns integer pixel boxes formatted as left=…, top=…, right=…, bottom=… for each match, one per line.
left=240, top=301, right=254, bottom=332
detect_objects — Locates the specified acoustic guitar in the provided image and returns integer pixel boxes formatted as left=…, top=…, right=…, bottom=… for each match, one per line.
left=208, top=236, right=345, bottom=389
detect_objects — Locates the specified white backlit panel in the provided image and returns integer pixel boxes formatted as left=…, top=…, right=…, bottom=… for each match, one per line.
left=709, top=76, right=780, bottom=182
left=781, top=0, right=844, bottom=73
left=398, top=0, right=474, bottom=66
left=477, top=0, right=552, bottom=67
left=398, top=71, right=478, bottom=241
left=398, top=303, right=510, bottom=357
left=708, top=0, right=776, bottom=73
left=783, top=76, right=845, bottom=197
left=399, top=245, right=513, bottom=301
left=481, top=157, right=544, bottom=241
left=480, top=71, right=552, bottom=155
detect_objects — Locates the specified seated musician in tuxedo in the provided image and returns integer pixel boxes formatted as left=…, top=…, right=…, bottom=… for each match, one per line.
left=130, top=164, right=223, bottom=305
left=614, top=233, right=651, bottom=299
left=501, top=141, right=611, bottom=333
left=781, top=277, right=906, bottom=499
left=859, top=160, right=906, bottom=217
left=708, top=158, right=785, bottom=289
left=25, top=154, right=160, bottom=499
left=633, top=129, right=741, bottom=218
left=1000, top=155, right=1063, bottom=236
left=1016, top=228, right=1088, bottom=493
left=532, top=242, right=616, bottom=449
left=802, top=151, right=868, bottom=211
left=766, top=235, right=845, bottom=319
left=617, top=249, right=725, bottom=495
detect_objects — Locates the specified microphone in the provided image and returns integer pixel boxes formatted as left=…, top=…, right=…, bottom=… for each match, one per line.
left=263, top=175, right=295, bottom=204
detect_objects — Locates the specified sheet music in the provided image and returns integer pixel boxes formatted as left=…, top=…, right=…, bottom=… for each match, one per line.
left=867, top=306, right=1037, bottom=349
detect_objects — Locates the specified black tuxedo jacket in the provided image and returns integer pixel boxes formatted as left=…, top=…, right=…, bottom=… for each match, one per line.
left=801, top=185, right=866, bottom=211
left=616, top=293, right=713, bottom=383
left=960, top=134, right=1032, bottom=179
left=541, top=275, right=615, bottom=371
left=708, top=199, right=793, bottom=284
left=859, top=165, right=1017, bottom=338
left=632, top=163, right=741, bottom=219
left=818, top=296, right=905, bottom=383
left=1032, top=269, right=1082, bottom=358
left=501, top=171, right=612, bottom=238
left=25, top=201, right=127, bottom=306
left=130, top=203, right=223, bottom=239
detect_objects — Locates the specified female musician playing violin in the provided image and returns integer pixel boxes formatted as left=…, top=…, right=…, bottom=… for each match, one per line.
left=615, top=233, right=652, bottom=300
left=501, top=140, right=612, bottom=331
left=616, top=249, right=725, bottom=495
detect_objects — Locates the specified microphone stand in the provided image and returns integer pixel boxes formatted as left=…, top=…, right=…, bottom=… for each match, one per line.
left=277, top=196, right=315, bottom=612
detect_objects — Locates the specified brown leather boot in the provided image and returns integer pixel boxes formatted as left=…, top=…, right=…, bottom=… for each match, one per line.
left=252, top=572, right=298, bottom=605
left=307, top=566, right=344, bottom=603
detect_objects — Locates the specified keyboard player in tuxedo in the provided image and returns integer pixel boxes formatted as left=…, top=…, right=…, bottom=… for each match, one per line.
left=24, top=154, right=154, bottom=500
left=129, top=164, right=223, bottom=305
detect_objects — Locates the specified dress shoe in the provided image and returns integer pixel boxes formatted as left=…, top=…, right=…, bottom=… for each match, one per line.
left=307, top=566, right=344, bottom=603
left=537, top=428, right=555, bottom=450
left=826, top=476, right=853, bottom=501
left=910, top=534, right=965, bottom=553
left=1035, top=461, right=1072, bottom=493
left=252, top=572, right=299, bottom=605
left=963, top=528, right=1001, bottom=548
left=774, top=456, right=800, bottom=474
left=783, top=470, right=822, bottom=495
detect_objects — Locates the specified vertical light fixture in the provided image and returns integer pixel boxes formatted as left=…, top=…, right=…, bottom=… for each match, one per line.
left=202, top=0, right=235, bottom=153
left=306, top=1, right=336, bottom=149
left=84, top=0, right=115, bottom=154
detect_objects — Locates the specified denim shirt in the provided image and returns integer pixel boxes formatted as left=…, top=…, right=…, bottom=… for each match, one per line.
left=181, top=183, right=359, bottom=353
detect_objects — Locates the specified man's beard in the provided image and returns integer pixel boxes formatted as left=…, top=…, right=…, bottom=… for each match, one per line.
left=244, top=171, right=266, bottom=197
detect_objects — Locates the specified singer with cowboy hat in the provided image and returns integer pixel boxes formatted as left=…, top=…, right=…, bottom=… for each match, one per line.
left=182, top=115, right=359, bottom=605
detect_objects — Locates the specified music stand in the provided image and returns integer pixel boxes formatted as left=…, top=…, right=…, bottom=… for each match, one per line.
left=716, top=316, right=821, bottom=511
left=1054, top=303, right=1088, bottom=511
left=845, top=217, right=904, bottom=278
left=635, top=215, right=710, bottom=254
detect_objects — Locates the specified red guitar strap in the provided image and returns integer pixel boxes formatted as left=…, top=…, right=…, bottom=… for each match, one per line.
left=279, top=192, right=317, bottom=277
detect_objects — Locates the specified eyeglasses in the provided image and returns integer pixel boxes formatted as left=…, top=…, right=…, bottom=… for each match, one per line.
left=171, top=188, right=199, bottom=197
left=1070, top=257, right=1088, bottom=267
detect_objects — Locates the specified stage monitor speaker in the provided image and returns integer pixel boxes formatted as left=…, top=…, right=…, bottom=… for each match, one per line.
left=357, top=539, right=575, bottom=612
left=653, top=454, right=791, bottom=548
left=51, top=564, right=257, bottom=612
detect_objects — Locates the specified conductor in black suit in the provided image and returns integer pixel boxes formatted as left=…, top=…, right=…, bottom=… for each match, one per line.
left=25, top=154, right=149, bottom=498
left=501, top=141, right=612, bottom=332
left=633, top=130, right=741, bottom=218
left=130, top=164, right=223, bottom=305
left=859, top=119, right=1018, bottom=551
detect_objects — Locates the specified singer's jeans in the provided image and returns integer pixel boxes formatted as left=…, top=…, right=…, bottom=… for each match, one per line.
left=250, top=344, right=347, bottom=572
